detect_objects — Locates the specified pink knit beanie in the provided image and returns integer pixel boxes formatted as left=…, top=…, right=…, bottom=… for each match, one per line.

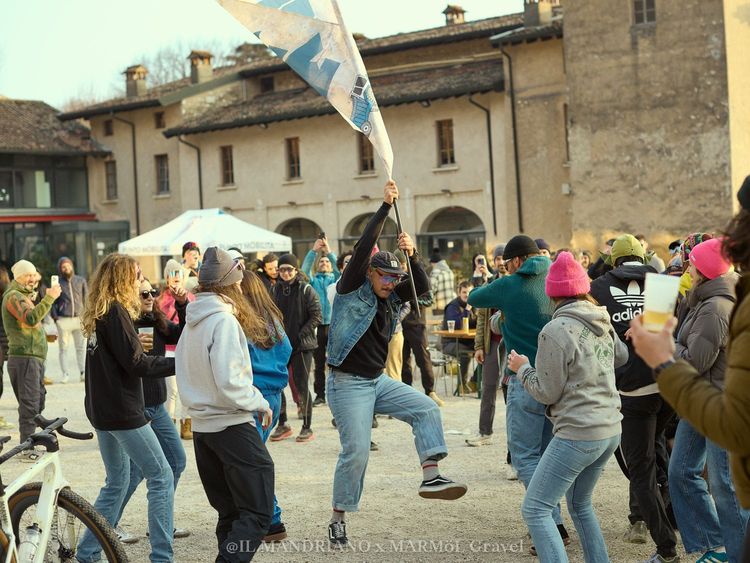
left=689, top=238, right=731, bottom=280
left=546, top=251, right=591, bottom=298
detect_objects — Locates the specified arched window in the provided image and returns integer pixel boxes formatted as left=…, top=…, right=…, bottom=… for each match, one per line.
left=339, top=213, right=398, bottom=252
left=277, top=218, right=322, bottom=259
left=418, top=207, right=485, bottom=276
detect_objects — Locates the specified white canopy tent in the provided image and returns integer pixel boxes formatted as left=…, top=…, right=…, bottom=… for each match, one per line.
left=118, top=208, right=292, bottom=256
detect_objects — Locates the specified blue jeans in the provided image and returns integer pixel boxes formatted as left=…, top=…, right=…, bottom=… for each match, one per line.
left=327, top=371, right=447, bottom=511
left=254, top=391, right=283, bottom=526
left=669, top=419, right=750, bottom=560
left=522, top=434, right=620, bottom=563
left=506, top=376, right=562, bottom=525
left=77, top=424, right=174, bottom=563
left=114, top=404, right=186, bottom=527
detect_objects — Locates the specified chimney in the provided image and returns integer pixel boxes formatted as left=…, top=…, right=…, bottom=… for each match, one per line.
left=124, top=65, right=148, bottom=98
left=189, top=50, right=214, bottom=84
left=524, top=0, right=560, bottom=27
left=442, top=5, right=466, bottom=26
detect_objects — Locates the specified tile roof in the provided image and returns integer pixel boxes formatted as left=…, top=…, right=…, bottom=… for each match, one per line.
left=490, top=21, right=563, bottom=46
left=59, top=13, right=521, bottom=120
left=163, top=58, right=503, bottom=137
left=0, top=99, right=109, bottom=155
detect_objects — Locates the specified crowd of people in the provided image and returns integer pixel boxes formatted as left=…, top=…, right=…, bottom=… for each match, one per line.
left=3, top=176, right=750, bottom=562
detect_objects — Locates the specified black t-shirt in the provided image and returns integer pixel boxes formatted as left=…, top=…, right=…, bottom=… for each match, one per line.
left=337, top=297, right=391, bottom=378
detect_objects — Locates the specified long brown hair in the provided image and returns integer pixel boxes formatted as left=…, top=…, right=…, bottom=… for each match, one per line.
left=81, top=254, right=140, bottom=337
left=141, top=279, right=168, bottom=333
left=723, top=209, right=750, bottom=271
left=197, top=280, right=265, bottom=341
left=240, top=270, right=285, bottom=348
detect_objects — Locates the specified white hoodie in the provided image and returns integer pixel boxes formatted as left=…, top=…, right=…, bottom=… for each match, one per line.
left=176, top=292, right=269, bottom=432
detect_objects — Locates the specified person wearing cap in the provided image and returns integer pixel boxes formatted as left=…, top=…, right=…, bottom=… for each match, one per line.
left=227, top=247, right=246, bottom=268
left=468, top=235, right=571, bottom=549
left=508, top=251, right=627, bottom=562
left=271, top=253, right=322, bottom=443
left=301, top=236, right=340, bottom=407
left=50, top=256, right=88, bottom=383
left=158, top=258, right=196, bottom=440
left=1, top=260, right=61, bottom=450
left=181, top=241, right=201, bottom=292
left=176, top=246, right=274, bottom=562
left=661, top=238, right=748, bottom=562
left=325, top=181, right=466, bottom=549
left=534, top=238, right=551, bottom=259
left=429, top=250, right=454, bottom=314
left=590, top=234, right=678, bottom=560
left=631, top=174, right=750, bottom=561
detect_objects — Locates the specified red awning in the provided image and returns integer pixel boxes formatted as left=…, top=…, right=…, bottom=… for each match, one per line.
left=0, top=213, right=97, bottom=224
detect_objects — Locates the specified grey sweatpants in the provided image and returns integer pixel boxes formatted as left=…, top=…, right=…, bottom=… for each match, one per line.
left=8, top=356, right=46, bottom=442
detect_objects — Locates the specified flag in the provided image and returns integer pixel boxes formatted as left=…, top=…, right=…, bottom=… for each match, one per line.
left=218, top=0, right=395, bottom=179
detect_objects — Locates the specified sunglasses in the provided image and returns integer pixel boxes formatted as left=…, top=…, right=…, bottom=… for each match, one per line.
left=216, top=259, right=246, bottom=285
left=278, top=266, right=296, bottom=274
left=375, top=269, right=404, bottom=285
left=140, top=289, right=159, bottom=299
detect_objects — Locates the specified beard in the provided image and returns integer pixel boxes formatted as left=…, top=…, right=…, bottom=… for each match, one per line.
left=62, top=270, right=73, bottom=279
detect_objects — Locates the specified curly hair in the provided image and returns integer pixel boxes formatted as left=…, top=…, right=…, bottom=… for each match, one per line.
left=197, top=280, right=264, bottom=340
left=723, top=209, right=750, bottom=271
left=81, top=254, right=140, bottom=337
left=240, top=270, right=285, bottom=348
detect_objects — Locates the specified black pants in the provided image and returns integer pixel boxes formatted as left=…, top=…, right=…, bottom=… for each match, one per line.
left=313, top=325, right=329, bottom=400
left=442, top=340, right=474, bottom=383
left=8, top=356, right=45, bottom=442
left=628, top=430, right=671, bottom=523
left=278, top=351, right=313, bottom=429
left=400, top=321, right=435, bottom=394
left=502, top=382, right=511, bottom=465
left=620, top=394, right=677, bottom=557
left=193, top=423, right=274, bottom=562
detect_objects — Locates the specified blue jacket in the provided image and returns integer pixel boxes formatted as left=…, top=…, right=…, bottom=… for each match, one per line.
left=249, top=329, right=292, bottom=396
left=301, top=250, right=340, bottom=325
left=467, top=255, right=553, bottom=367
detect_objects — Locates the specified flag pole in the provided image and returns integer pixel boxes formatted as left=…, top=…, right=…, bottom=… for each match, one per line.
left=392, top=198, right=421, bottom=318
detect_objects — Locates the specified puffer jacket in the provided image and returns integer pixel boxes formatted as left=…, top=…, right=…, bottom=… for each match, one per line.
left=674, top=272, right=737, bottom=389
left=272, top=274, right=322, bottom=352
left=658, top=274, right=750, bottom=507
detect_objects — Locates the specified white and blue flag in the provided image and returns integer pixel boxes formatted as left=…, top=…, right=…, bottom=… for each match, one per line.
left=218, top=0, right=395, bottom=178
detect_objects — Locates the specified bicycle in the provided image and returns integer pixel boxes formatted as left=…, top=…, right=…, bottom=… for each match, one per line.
left=0, top=415, right=128, bottom=562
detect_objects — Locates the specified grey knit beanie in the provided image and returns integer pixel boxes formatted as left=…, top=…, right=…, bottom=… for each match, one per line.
left=199, top=247, right=242, bottom=287
left=492, top=244, right=506, bottom=260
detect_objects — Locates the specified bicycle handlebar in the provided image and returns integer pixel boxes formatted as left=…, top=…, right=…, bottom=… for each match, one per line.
left=0, top=416, right=93, bottom=464
left=34, top=416, right=94, bottom=441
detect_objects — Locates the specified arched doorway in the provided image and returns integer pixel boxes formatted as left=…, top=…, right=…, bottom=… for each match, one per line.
left=418, top=207, right=486, bottom=279
left=340, top=213, right=398, bottom=252
left=277, top=217, right=322, bottom=259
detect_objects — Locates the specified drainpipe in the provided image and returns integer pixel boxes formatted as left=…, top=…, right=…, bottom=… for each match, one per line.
left=178, top=136, right=203, bottom=210
left=468, top=95, right=497, bottom=236
left=112, top=115, right=140, bottom=234
left=500, top=46, right=524, bottom=233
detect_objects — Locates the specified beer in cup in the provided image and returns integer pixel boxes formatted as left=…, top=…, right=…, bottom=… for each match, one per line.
left=447, top=320, right=455, bottom=333
left=138, top=327, right=155, bottom=352
left=642, top=273, right=680, bottom=332
left=462, top=317, right=469, bottom=332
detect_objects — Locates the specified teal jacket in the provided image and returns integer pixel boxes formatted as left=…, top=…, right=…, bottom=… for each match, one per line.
left=467, top=255, right=553, bottom=367
left=301, top=250, right=340, bottom=325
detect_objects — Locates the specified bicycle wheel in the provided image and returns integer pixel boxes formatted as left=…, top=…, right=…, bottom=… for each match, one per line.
left=8, top=483, right=128, bottom=562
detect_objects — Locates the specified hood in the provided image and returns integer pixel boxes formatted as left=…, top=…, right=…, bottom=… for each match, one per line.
left=433, top=260, right=451, bottom=272
left=57, top=256, right=74, bottom=274
left=688, top=271, right=739, bottom=307
left=186, top=293, right=234, bottom=327
left=554, top=299, right=612, bottom=337
left=516, top=255, right=551, bottom=277
left=609, top=263, right=657, bottom=282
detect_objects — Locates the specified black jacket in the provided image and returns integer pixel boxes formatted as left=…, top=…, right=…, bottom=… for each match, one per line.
left=134, top=300, right=186, bottom=408
left=273, top=275, right=322, bottom=353
left=590, top=263, right=658, bottom=392
left=84, top=303, right=175, bottom=430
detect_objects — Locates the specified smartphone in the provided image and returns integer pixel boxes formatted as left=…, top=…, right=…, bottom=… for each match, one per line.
left=477, top=257, right=485, bottom=266
left=319, top=231, right=326, bottom=239
left=51, top=275, right=59, bottom=286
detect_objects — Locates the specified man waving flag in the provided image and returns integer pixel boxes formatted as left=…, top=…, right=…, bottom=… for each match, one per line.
left=218, top=0, right=395, bottom=178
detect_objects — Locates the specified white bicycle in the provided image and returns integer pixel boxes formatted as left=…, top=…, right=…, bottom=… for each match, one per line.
left=0, top=415, right=128, bottom=562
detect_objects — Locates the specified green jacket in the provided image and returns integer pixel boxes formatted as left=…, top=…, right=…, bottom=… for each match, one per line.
left=658, top=273, right=750, bottom=508
left=1, top=280, right=55, bottom=360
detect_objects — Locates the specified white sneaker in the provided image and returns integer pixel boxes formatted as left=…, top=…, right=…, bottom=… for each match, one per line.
left=60, top=374, right=69, bottom=384
left=465, top=433, right=492, bottom=447
left=505, top=465, right=518, bottom=481
left=116, top=525, right=139, bottom=544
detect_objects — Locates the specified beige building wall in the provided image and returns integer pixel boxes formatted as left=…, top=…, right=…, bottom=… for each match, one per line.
left=564, top=0, right=732, bottom=253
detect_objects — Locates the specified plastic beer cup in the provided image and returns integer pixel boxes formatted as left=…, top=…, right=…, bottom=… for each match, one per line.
left=643, top=273, right=680, bottom=332
left=447, top=320, right=455, bottom=333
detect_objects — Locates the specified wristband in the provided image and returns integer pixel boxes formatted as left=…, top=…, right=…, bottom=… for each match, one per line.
left=653, top=359, right=676, bottom=379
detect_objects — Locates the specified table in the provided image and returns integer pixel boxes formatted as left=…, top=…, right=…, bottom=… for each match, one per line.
left=432, top=330, right=478, bottom=397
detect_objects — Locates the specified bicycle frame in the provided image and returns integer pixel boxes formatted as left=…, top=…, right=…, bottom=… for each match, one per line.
left=0, top=451, right=69, bottom=563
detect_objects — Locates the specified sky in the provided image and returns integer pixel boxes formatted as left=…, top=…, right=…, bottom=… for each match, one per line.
left=0, top=0, right=521, bottom=109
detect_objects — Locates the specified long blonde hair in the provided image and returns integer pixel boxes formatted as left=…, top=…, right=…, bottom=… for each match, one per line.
left=81, top=254, right=140, bottom=337
left=240, top=270, right=284, bottom=348
left=198, top=281, right=264, bottom=340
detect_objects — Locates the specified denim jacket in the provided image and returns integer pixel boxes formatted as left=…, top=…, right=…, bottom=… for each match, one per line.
left=326, top=277, right=401, bottom=367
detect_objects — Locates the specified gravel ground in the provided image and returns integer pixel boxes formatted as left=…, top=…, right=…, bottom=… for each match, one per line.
left=0, top=342, right=688, bottom=562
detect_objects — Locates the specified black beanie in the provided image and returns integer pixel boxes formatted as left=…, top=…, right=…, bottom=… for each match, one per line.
left=503, top=235, right=540, bottom=261
left=278, top=253, right=298, bottom=269
left=738, top=175, right=750, bottom=211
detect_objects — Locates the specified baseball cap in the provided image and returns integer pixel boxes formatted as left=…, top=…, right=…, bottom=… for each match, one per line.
left=371, top=251, right=405, bottom=275
left=606, top=234, right=646, bottom=266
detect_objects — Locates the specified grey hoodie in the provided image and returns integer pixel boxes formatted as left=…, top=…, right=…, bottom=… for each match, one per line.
left=176, top=293, right=269, bottom=432
left=518, top=299, right=628, bottom=441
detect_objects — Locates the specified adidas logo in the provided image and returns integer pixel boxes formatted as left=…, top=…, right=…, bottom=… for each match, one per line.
left=610, top=281, right=644, bottom=308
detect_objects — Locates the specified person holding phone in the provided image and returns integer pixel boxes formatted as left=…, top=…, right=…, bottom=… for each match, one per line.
left=471, top=253, right=491, bottom=287
left=50, top=256, right=88, bottom=383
